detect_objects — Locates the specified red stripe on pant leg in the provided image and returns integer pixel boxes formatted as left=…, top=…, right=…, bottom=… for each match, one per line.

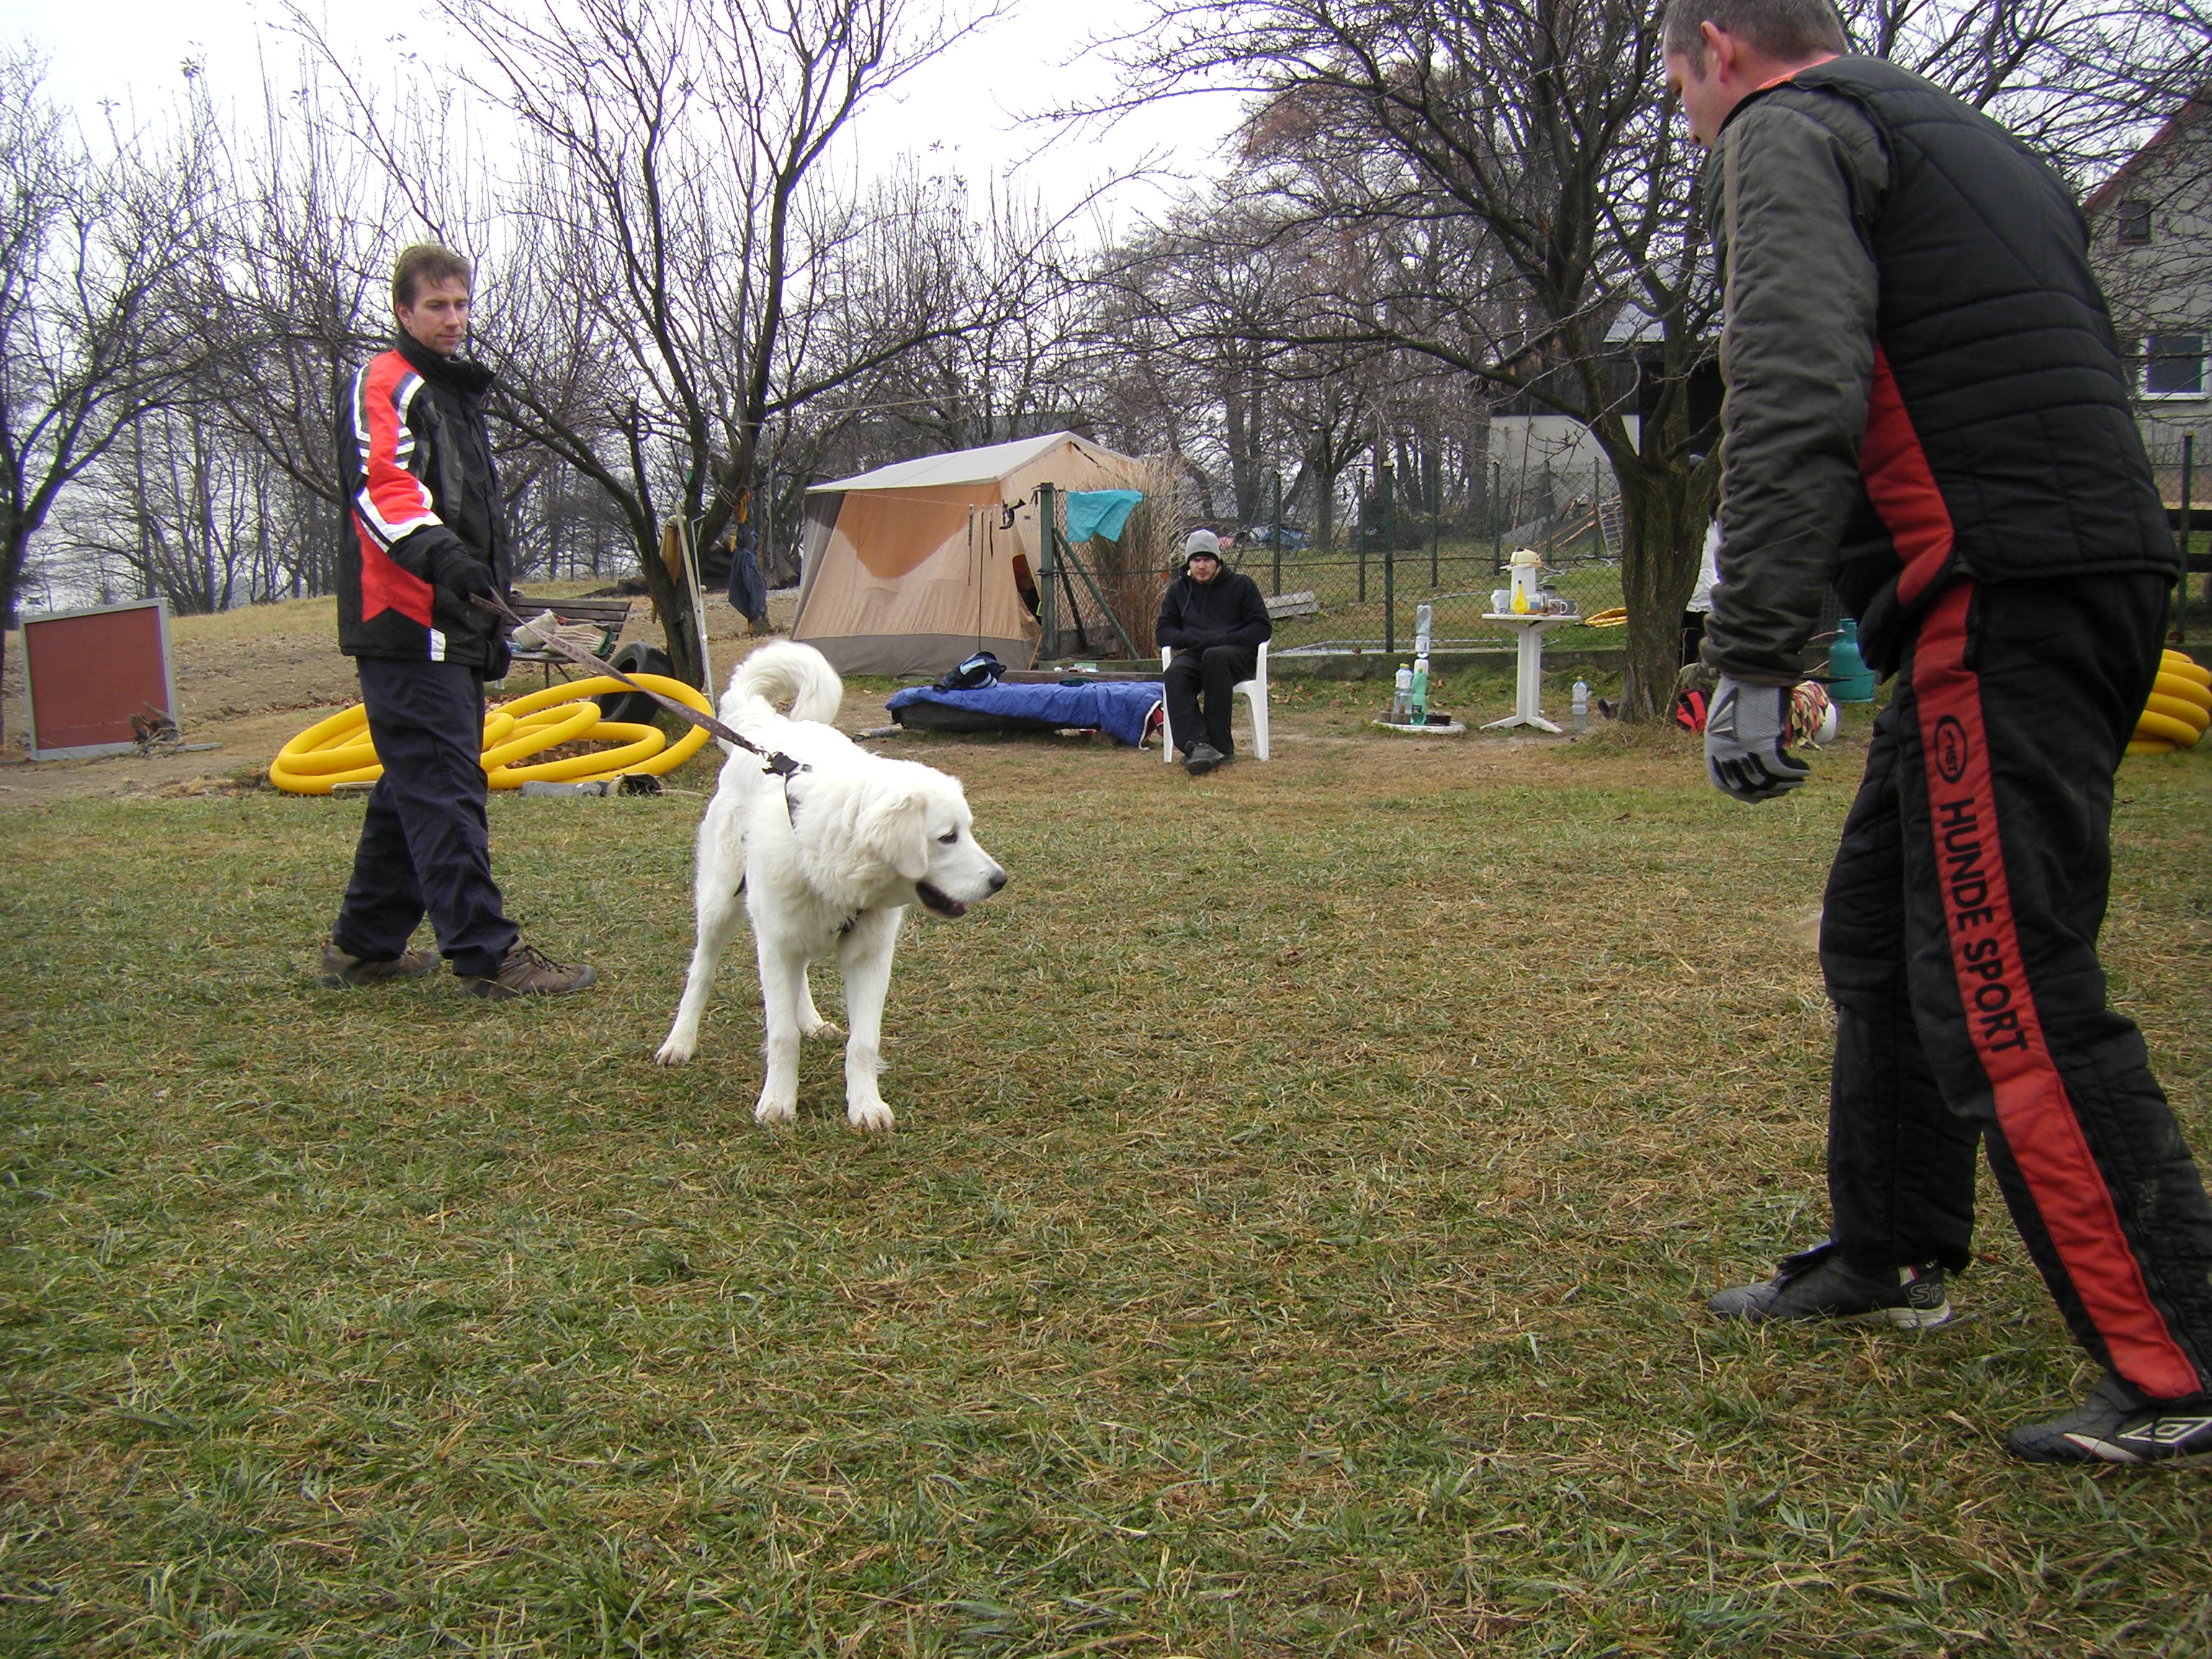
left=1911, top=583, right=2197, bottom=1399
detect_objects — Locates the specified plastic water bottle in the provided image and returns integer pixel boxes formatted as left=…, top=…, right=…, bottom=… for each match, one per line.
left=1392, top=664, right=1413, bottom=724
left=1414, top=603, right=1434, bottom=659
left=1410, top=653, right=1429, bottom=726
left=1571, top=678, right=1589, bottom=734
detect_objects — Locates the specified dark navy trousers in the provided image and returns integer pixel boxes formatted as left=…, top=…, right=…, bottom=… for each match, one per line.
left=332, top=657, right=519, bottom=977
left=1164, top=645, right=1256, bottom=756
left=1820, top=572, right=2212, bottom=1403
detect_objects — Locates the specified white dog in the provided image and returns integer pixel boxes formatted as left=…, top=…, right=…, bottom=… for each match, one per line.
left=655, top=642, right=1007, bottom=1130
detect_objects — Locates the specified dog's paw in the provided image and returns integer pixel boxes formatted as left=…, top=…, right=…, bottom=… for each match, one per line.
left=847, top=1100, right=895, bottom=1133
left=753, top=1095, right=797, bottom=1127
left=804, top=1018, right=844, bottom=1042
left=654, top=1036, right=696, bottom=1066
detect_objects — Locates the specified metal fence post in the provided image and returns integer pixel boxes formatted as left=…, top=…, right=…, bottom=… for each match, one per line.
left=1037, top=482, right=1058, bottom=660
left=1271, top=472, right=1283, bottom=596
left=1431, top=464, right=1441, bottom=587
left=2185, top=433, right=2198, bottom=639
left=1358, top=469, right=1369, bottom=603
left=1381, top=454, right=1396, bottom=659
left=1493, top=460, right=1503, bottom=570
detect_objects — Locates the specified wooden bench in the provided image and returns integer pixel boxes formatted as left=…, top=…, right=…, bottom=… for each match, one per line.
left=505, top=595, right=634, bottom=684
left=1264, top=589, right=1321, bottom=621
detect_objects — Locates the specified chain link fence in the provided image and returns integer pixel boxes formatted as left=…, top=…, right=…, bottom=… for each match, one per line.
left=1038, top=451, right=1665, bottom=666
left=1215, top=464, right=1631, bottom=664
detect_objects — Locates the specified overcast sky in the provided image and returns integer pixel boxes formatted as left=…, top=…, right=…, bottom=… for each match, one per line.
left=0, top=0, right=1243, bottom=234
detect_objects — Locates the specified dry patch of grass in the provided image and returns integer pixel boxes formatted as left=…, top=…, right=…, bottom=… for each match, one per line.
left=2, top=682, right=2208, bottom=1656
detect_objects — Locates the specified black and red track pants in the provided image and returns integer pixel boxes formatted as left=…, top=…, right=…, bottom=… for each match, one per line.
left=1820, top=572, right=2212, bottom=1403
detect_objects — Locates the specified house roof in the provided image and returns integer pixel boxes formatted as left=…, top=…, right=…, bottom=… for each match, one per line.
left=811, top=431, right=1104, bottom=493
left=2084, top=96, right=2212, bottom=215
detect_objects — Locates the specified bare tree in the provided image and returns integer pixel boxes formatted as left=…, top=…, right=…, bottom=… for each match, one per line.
left=816, top=168, right=1095, bottom=464
left=55, top=407, right=262, bottom=613
left=195, top=60, right=431, bottom=601
left=0, top=49, right=215, bottom=742
left=1091, top=2, right=1713, bottom=713
left=353, top=0, right=1033, bottom=686
left=1091, top=193, right=1404, bottom=543
left=1102, top=0, right=2190, bottom=716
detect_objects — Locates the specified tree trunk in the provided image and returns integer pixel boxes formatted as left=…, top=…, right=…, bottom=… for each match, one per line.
left=0, top=524, right=22, bottom=751
left=1609, top=455, right=1712, bottom=721
left=1310, top=453, right=1340, bottom=549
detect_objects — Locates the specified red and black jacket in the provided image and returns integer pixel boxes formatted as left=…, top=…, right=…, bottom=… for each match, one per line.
left=335, top=332, right=513, bottom=667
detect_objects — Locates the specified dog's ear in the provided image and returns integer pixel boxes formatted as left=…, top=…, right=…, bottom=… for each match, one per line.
left=857, top=786, right=932, bottom=884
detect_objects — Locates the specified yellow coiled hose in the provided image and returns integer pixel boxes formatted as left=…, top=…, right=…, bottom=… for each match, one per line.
left=270, top=673, right=716, bottom=795
left=2127, top=649, right=2211, bottom=757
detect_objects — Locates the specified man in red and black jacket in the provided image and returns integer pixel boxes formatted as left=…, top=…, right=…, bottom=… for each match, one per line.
left=320, top=244, right=594, bottom=1000
left=1665, top=0, right=2212, bottom=1463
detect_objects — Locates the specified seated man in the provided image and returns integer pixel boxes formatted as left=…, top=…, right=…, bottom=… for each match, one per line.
left=1156, top=529, right=1272, bottom=775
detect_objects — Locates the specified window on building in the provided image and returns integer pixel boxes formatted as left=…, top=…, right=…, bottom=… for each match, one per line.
left=2144, top=333, right=2206, bottom=398
left=2116, top=199, right=2152, bottom=246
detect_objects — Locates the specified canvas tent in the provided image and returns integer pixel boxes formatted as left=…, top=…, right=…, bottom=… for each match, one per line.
left=791, top=431, right=1142, bottom=677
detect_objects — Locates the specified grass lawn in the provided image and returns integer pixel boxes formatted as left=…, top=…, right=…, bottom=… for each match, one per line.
left=4, top=675, right=2209, bottom=1656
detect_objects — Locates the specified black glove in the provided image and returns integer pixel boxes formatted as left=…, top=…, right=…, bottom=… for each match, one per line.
left=1705, top=675, right=1811, bottom=803
left=485, top=636, right=513, bottom=682
left=433, top=548, right=498, bottom=602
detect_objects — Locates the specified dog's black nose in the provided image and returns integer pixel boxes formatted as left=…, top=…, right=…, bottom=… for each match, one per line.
left=988, top=868, right=1007, bottom=891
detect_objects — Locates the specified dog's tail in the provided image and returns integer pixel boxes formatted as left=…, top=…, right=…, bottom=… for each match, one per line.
left=723, top=640, right=842, bottom=729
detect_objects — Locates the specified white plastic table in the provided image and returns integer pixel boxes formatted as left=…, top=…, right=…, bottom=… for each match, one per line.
left=1481, top=612, right=1581, bottom=733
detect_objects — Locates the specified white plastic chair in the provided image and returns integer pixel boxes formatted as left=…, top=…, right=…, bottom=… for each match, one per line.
left=1159, top=642, right=1270, bottom=761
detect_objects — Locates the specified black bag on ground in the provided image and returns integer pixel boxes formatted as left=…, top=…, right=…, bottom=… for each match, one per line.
left=935, top=651, right=1004, bottom=691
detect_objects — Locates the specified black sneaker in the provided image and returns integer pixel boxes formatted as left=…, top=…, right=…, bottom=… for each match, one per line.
left=2008, top=1375, right=2212, bottom=1465
left=1709, top=1240, right=1953, bottom=1330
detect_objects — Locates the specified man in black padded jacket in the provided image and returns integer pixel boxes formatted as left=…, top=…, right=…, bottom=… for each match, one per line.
left=1665, top=0, right=2212, bottom=1464
left=1156, top=530, right=1272, bottom=775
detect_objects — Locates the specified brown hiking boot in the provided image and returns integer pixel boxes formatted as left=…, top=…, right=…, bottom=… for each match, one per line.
left=459, top=941, right=598, bottom=999
left=320, top=940, right=439, bottom=988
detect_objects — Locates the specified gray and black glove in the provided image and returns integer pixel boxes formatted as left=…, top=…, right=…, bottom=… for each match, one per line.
left=1705, top=675, right=1810, bottom=804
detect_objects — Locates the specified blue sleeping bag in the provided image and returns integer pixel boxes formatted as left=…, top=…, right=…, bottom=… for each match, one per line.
left=886, top=680, right=1164, bottom=748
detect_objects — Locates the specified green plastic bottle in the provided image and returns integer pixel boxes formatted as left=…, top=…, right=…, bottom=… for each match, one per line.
left=1827, top=618, right=1876, bottom=702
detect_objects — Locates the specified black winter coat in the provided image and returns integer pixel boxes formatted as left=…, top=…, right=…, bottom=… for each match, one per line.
left=1156, top=567, right=1272, bottom=654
